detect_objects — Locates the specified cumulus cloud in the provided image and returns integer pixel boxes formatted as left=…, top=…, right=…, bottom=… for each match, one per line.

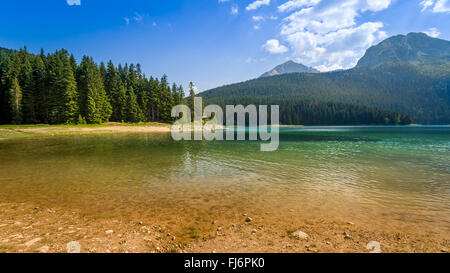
left=66, top=0, right=81, bottom=6
left=263, top=39, right=289, bottom=54
left=420, top=0, right=450, bottom=12
left=270, top=0, right=391, bottom=71
left=423, top=27, right=441, bottom=37
left=246, top=0, right=271, bottom=11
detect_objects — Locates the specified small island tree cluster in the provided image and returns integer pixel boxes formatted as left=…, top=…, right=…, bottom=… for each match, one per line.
left=0, top=47, right=186, bottom=125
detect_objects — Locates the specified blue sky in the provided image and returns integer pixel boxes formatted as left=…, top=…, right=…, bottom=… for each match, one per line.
left=0, top=0, right=449, bottom=91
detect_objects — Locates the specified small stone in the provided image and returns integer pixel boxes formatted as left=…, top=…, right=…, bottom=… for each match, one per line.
left=347, top=222, right=354, bottom=225
left=245, top=217, right=253, bottom=223
left=167, top=233, right=171, bottom=236
left=343, top=232, right=351, bottom=239
left=66, top=241, right=81, bottom=253
left=38, top=246, right=50, bottom=253
left=105, top=230, right=114, bottom=234
left=441, top=249, right=448, bottom=253
left=217, top=227, right=223, bottom=231
left=22, top=238, right=42, bottom=248
left=156, top=247, right=161, bottom=252
left=326, top=241, right=331, bottom=245
left=172, top=236, right=176, bottom=241
left=251, top=229, right=257, bottom=234
left=292, top=230, right=309, bottom=240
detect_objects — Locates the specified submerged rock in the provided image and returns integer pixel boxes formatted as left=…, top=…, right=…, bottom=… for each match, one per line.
left=66, top=241, right=81, bottom=253
left=292, top=230, right=309, bottom=240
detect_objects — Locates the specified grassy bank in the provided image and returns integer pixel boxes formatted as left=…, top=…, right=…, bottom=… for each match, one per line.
left=0, top=122, right=171, bottom=140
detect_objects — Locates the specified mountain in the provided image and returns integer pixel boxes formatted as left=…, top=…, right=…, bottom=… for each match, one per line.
left=200, top=33, right=450, bottom=124
left=260, top=61, right=319, bottom=78
left=357, top=32, right=450, bottom=68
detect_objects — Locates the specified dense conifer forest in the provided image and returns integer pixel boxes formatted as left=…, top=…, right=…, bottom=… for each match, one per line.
left=0, top=47, right=186, bottom=125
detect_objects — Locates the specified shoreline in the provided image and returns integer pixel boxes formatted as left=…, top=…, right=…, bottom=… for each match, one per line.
left=0, top=200, right=447, bottom=253
left=0, top=123, right=172, bottom=140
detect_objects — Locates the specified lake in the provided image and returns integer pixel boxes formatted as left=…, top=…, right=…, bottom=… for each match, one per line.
left=0, top=126, right=449, bottom=252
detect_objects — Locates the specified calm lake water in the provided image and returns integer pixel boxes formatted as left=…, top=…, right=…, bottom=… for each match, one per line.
left=0, top=126, right=449, bottom=234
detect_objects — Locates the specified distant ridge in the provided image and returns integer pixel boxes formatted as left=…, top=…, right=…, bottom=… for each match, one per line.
left=200, top=33, right=450, bottom=124
left=260, top=60, right=319, bottom=78
left=357, top=32, right=450, bottom=68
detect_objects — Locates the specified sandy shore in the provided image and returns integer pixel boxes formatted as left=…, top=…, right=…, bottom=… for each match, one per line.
left=1, top=124, right=171, bottom=135
left=0, top=201, right=448, bottom=253
left=0, top=123, right=229, bottom=140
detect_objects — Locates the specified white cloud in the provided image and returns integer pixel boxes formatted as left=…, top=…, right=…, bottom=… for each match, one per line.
left=263, top=39, right=289, bottom=54
left=420, top=0, right=434, bottom=12
left=66, top=0, right=81, bottom=6
left=269, top=0, right=391, bottom=71
left=423, top=27, right=441, bottom=37
left=278, top=0, right=321, bottom=12
left=231, top=4, right=239, bottom=15
left=124, top=13, right=144, bottom=25
left=246, top=0, right=271, bottom=11
left=252, top=16, right=265, bottom=21
left=420, top=0, right=450, bottom=13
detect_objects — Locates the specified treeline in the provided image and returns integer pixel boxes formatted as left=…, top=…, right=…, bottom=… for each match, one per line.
left=207, top=97, right=413, bottom=125
left=0, top=47, right=187, bottom=125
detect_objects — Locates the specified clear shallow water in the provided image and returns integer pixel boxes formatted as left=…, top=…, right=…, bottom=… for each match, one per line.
left=0, top=126, right=449, bottom=234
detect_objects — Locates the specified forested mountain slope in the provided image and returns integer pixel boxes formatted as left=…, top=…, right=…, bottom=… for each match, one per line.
left=201, top=33, right=450, bottom=124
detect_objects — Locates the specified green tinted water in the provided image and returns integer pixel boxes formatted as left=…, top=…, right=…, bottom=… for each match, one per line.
left=0, top=126, right=449, bottom=233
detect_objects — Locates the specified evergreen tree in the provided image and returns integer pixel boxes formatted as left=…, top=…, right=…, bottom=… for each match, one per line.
left=77, top=56, right=112, bottom=124
left=125, top=86, right=142, bottom=123
left=109, top=72, right=127, bottom=122
left=188, top=82, right=196, bottom=120
left=59, top=51, right=79, bottom=123
left=20, top=53, right=36, bottom=124
left=9, top=77, right=22, bottom=124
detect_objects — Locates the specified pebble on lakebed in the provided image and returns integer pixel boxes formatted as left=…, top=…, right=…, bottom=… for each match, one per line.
left=292, top=230, right=309, bottom=240
left=66, top=241, right=81, bottom=253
